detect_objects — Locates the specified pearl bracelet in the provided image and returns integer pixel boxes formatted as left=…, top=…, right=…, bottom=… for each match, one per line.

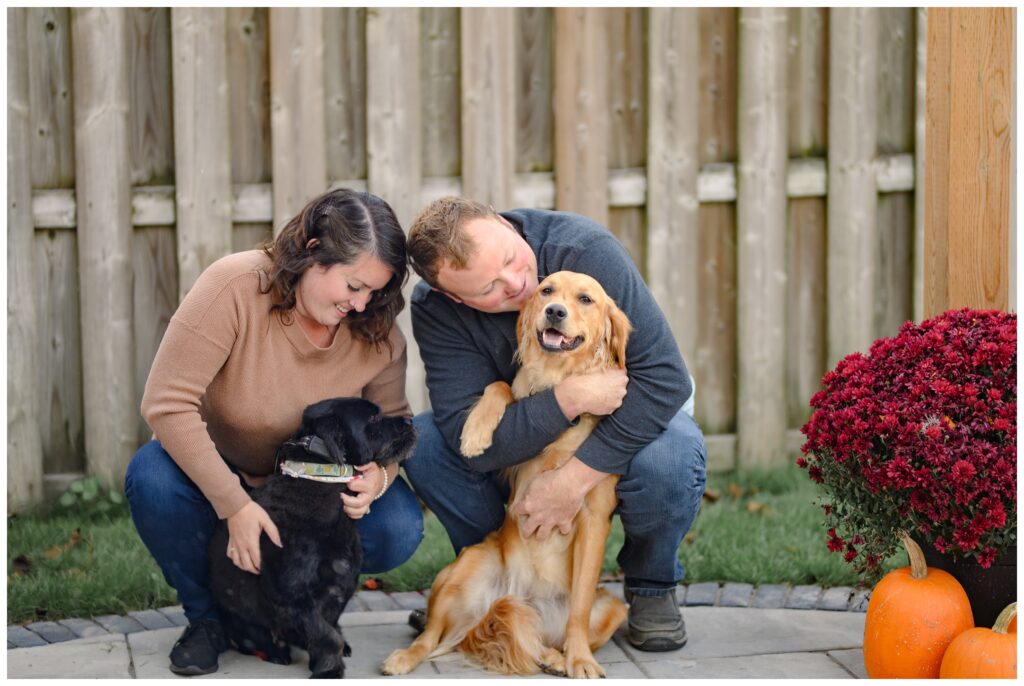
left=374, top=463, right=389, bottom=501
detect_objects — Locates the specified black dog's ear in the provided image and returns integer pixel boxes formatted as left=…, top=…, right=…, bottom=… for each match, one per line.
left=320, top=433, right=347, bottom=464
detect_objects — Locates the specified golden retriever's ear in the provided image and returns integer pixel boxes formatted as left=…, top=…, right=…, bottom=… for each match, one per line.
left=605, top=303, right=632, bottom=368
left=515, top=293, right=539, bottom=355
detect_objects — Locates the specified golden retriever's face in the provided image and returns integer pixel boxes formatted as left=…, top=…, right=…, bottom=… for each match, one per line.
left=517, top=271, right=631, bottom=370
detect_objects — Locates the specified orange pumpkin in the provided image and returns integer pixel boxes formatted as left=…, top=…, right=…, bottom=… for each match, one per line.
left=863, top=532, right=974, bottom=679
left=940, top=602, right=1017, bottom=679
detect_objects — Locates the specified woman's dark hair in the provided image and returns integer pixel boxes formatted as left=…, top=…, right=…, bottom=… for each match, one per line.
left=261, top=188, right=408, bottom=355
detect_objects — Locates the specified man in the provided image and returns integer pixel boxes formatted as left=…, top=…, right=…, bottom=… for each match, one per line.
left=403, top=197, right=706, bottom=651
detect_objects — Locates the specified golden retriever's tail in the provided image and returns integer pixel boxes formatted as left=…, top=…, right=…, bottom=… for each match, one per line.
left=458, top=595, right=544, bottom=675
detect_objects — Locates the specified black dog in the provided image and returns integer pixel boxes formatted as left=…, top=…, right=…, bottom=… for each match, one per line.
left=207, top=397, right=416, bottom=678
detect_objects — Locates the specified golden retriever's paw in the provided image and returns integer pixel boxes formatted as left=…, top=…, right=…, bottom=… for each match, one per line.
left=539, top=647, right=567, bottom=677
left=566, top=652, right=606, bottom=679
left=459, top=424, right=495, bottom=457
left=381, top=649, right=420, bottom=676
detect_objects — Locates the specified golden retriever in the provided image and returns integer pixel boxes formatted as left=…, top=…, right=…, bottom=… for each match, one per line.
left=382, top=271, right=631, bottom=678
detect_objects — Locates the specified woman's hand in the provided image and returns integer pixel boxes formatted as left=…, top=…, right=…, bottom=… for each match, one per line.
left=341, top=462, right=391, bottom=519
left=226, top=501, right=283, bottom=574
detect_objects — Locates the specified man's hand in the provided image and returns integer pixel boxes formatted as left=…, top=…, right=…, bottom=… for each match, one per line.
left=554, top=368, right=628, bottom=421
left=226, top=501, right=283, bottom=574
left=512, top=458, right=609, bottom=541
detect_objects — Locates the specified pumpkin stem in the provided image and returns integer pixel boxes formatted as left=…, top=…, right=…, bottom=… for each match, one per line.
left=993, top=602, right=1017, bottom=634
left=899, top=531, right=928, bottom=580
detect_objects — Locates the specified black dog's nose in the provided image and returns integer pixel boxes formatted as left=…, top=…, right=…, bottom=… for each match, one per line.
left=545, top=304, right=567, bottom=322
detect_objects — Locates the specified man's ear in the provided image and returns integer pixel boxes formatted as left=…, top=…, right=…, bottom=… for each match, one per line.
left=431, top=287, right=464, bottom=304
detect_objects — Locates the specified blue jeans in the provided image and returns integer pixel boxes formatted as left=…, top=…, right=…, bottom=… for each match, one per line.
left=403, top=408, right=707, bottom=595
left=125, top=440, right=423, bottom=624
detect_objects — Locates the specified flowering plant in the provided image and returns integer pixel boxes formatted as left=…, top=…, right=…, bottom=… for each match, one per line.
left=799, top=309, right=1016, bottom=580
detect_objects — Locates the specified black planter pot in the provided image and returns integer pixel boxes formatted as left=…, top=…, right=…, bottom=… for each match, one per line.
left=914, top=538, right=1017, bottom=629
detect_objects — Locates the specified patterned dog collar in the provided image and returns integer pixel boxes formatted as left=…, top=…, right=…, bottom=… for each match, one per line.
left=278, top=460, right=359, bottom=483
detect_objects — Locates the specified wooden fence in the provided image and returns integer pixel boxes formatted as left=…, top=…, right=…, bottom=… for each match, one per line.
left=8, top=8, right=929, bottom=506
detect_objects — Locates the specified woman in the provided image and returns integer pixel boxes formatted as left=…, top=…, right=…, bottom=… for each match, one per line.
left=125, top=188, right=423, bottom=676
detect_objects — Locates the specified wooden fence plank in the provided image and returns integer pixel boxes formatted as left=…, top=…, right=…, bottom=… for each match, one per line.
left=875, top=8, right=915, bottom=339
left=421, top=8, right=460, bottom=179
left=516, top=8, right=553, bottom=173
left=737, top=8, right=788, bottom=465
left=128, top=8, right=177, bottom=448
left=324, top=8, right=367, bottom=181
left=171, top=8, right=232, bottom=299
left=269, top=8, right=327, bottom=233
left=554, top=8, right=609, bottom=224
left=696, top=8, right=738, bottom=436
left=366, top=8, right=427, bottom=414
left=228, top=8, right=271, bottom=184
left=647, top=8, right=700, bottom=371
left=132, top=228, right=178, bottom=448
left=35, top=234, right=85, bottom=473
left=127, top=9, right=174, bottom=185
left=26, top=7, right=84, bottom=475
left=227, top=8, right=272, bottom=254
left=461, top=8, right=515, bottom=209
left=925, top=8, right=1012, bottom=314
left=8, top=7, right=45, bottom=507
left=607, top=8, right=647, bottom=270
left=71, top=8, right=137, bottom=487
left=913, top=8, right=927, bottom=321
left=27, top=8, right=75, bottom=188
left=785, top=8, right=827, bottom=429
left=827, top=8, right=879, bottom=366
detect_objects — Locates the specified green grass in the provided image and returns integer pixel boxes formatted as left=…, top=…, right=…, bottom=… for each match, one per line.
left=8, top=464, right=907, bottom=624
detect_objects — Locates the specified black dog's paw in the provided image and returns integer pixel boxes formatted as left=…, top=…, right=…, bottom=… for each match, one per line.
left=342, top=641, right=352, bottom=658
left=310, top=667, right=343, bottom=679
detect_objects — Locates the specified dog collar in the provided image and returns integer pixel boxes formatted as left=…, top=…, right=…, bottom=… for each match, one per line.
left=278, top=460, right=359, bottom=483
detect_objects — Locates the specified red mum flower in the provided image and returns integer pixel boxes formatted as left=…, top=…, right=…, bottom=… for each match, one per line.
left=798, top=308, right=1016, bottom=578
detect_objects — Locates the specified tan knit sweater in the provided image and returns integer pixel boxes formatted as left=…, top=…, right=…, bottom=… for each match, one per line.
left=141, top=251, right=410, bottom=519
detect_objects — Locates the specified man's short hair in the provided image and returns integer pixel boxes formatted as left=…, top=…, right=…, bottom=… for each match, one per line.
left=407, top=196, right=500, bottom=288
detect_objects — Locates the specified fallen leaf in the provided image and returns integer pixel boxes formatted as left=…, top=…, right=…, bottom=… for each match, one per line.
left=746, top=501, right=764, bottom=513
left=362, top=577, right=382, bottom=591
left=702, top=488, right=720, bottom=503
left=684, top=532, right=698, bottom=544
left=12, top=555, right=31, bottom=576
left=728, top=483, right=744, bottom=500
left=44, top=528, right=82, bottom=560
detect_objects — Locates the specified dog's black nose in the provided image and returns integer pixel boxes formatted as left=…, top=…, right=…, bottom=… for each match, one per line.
left=545, top=304, right=567, bottom=322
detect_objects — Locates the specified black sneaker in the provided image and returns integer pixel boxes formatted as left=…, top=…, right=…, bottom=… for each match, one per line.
left=408, top=608, right=427, bottom=634
left=625, top=587, right=687, bottom=652
left=169, top=619, right=228, bottom=676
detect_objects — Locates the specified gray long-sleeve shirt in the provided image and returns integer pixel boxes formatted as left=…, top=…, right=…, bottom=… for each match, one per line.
left=411, top=208, right=692, bottom=474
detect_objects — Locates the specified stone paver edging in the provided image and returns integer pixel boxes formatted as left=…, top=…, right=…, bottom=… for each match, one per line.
left=8, top=582, right=868, bottom=649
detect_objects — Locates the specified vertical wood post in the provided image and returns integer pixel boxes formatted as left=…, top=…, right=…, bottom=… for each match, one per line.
left=171, top=8, right=233, bottom=299
left=736, top=8, right=788, bottom=466
left=827, top=8, right=879, bottom=365
left=784, top=8, right=828, bottom=429
left=8, top=7, right=45, bottom=507
left=71, top=8, right=137, bottom=487
left=366, top=8, right=427, bottom=414
left=269, top=8, right=327, bottom=233
left=460, top=8, right=516, bottom=209
left=924, top=8, right=1013, bottom=316
left=913, top=8, right=928, bottom=321
left=647, top=8, right=699, bottom=368
left=554, top=8, right=608, bottom=224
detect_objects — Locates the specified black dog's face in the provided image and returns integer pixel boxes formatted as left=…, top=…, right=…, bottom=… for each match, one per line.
left=296, top=397, right=416, bottom=468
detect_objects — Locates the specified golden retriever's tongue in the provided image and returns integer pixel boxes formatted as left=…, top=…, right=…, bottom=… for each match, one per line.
left=543, top=329, right=567, bottom=348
